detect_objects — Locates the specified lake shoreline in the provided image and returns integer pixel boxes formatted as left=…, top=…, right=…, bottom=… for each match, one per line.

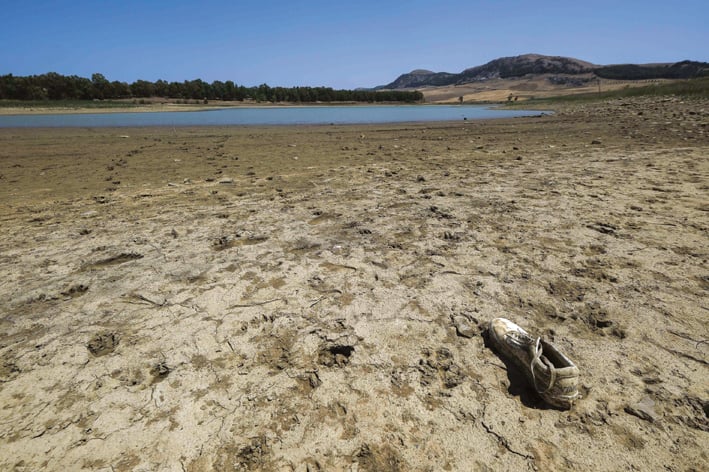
left=0, top=104, right=544, bottom=127
left=0, top=100, right=456, bottom=116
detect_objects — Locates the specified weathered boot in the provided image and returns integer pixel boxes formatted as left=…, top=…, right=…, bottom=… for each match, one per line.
left=489, top=318, right=579, bottom=409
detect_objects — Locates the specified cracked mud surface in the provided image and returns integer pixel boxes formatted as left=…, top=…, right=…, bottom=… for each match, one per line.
left=1, top=97, right=707, bottom=471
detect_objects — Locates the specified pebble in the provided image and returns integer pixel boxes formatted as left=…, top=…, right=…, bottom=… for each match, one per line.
left=624, top=396, right=657, bottom=423
left=452, top=316, right=477, bottom=338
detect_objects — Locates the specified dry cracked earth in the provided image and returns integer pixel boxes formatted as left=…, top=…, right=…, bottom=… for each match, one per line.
left=0, top=97, right=707, bottom=471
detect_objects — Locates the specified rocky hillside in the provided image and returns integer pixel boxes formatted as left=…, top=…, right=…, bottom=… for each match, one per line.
left=457, top=54, right=595, bottom=82
left=594, top=60, right=709, bottom=80
left=378, top=54, right=708, bottom=89
left=382, top=69, right=458, bottom=89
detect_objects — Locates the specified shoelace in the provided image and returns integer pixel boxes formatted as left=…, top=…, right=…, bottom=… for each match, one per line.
left=530, top=337, right=556, bottom=393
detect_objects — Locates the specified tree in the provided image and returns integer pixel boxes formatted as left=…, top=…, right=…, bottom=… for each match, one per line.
left=184, top=79, right=208, bottom=100
left=0, top=74, right=17, bottom=99
left=130, top=80, right=155, bottom=98
left=0, top=72, right=425, bottom=103
left=91, top=73, right=110, bottom=99
left=223, top=80, right=236, bottom=101
left=235, top=85, right=248, bottom=101
left=111, top=81, right=131, bottom=99
left=254, top=83, right=272, bottom=102
left=154, top=80, right=169, bottom=97
left=43, top=72, right=68, bottom=99
left=167, top=81, right=184, bottom=98
left=67, top=75, right=93, bottom=99
left=211, top=80, right=225, bottom=100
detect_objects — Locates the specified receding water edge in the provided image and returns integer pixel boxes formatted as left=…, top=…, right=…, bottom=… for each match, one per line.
left=0, top=105, right=547, bottom=128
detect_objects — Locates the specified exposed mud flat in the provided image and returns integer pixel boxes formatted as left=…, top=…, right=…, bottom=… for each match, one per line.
left=0, top=97, right=707, bottom=471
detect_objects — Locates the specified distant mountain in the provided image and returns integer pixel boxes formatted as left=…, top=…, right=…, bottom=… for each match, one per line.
left=382, top=69, right=458, bottom=89
left=377, top=54, right=709, bottom=89
left=460, top=54, right=595, bottom=80
left=594, top=60, right=709, bottom=80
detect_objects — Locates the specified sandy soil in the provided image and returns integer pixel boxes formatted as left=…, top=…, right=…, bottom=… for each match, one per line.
left=421, top=76, right=677, bottom=103
left=0, top=97, right=707, bottom=471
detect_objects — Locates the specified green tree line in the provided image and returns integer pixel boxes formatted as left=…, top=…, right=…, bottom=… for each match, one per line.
left=0, top=72, right=423, bottom=103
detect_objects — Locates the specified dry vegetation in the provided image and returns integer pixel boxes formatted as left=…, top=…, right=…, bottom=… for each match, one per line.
left=422, top=75, right=682, bottom=103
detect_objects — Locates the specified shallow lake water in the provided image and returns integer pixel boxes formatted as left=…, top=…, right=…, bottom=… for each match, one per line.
left=0, top=105, right=545, bottom=127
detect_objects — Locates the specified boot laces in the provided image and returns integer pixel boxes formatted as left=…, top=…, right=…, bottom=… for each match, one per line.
left=530, top=337, right=556, bottom=393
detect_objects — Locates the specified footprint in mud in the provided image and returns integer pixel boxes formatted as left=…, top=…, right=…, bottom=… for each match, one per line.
left=210, top=437, right=272, bottom=471
left=583, top=244, right=607, bottom=256
left=83, top=252, right=143, bottom=270
left=546, top=278, right=586, bottom=302
left=295, top=371, right=322, bottom=394
left=150, top=361, right=172, bottom=384
left=578, top=302, right=627, bottom=339
left=586, top=222, right=618, bottom=236
left=87, top=332, right=119, bottom=357
left=571, top=258, right=618, bottom=283
left=418, top=347, right=465, bottom=389
left=355, top=443, right=408, bottom=471
left=212, top=235, right=234, bottom=250
left=0, top=360, right=21, bottom=381
left=60, top=283, right=89, bottom=298
left=318, top=344, right=355, bottom=367
left=442, top=231, right=462, bottom=241
left=212, top=234, right=269, bottom=250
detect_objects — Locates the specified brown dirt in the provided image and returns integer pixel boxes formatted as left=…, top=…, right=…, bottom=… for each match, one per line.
left=421, top=75, right=680, bottom=103
left=0, top=96, right=707, bottom=471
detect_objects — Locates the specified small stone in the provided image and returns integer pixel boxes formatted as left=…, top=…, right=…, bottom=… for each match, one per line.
left=218, top=178, right=234, bottom=184
left=452, top=316, right=477, bottom=338
left=624, top=396, right=657, bottom=423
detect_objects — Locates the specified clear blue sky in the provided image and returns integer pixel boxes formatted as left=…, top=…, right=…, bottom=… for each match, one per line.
left=1, top=0, right=707, bottom=89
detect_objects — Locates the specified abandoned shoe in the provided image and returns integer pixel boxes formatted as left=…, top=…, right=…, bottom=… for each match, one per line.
left=488, top=318, right=579, bottom=409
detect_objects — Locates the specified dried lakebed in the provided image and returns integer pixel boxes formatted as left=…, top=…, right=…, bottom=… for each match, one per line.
left=0, top=97, right=707, bottom=471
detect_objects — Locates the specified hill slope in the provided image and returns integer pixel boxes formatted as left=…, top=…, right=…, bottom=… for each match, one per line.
left=378, top=54, right=708, bottom=89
